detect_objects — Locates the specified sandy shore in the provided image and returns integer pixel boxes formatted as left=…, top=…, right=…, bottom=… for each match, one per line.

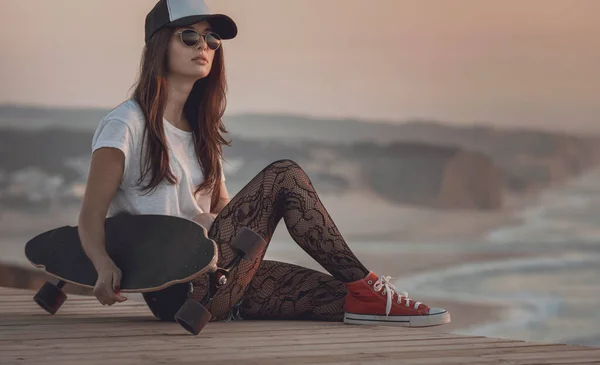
left=0, top=186, right=535, bottom=242
left=302, top=189, right=533, bottom=243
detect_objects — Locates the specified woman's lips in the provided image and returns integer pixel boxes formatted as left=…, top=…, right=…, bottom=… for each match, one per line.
left=192, top=55, right=208, bottom=64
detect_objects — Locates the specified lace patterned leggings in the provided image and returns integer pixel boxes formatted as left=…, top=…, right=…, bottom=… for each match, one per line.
left=143, top=159, right=370, bottom=321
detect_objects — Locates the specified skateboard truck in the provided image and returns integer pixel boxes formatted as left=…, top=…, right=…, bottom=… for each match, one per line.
left=210, top=227, right=266, bottom=292
left=173, top=227, right=267, bottom=335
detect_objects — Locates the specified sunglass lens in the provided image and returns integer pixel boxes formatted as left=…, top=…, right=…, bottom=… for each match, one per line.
left=206, top=33, right=222, bottom=50
left=181, top=30, right=200, bottom=47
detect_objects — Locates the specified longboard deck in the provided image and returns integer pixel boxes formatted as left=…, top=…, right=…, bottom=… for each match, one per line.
left=25, top=214, right=217, bottom=293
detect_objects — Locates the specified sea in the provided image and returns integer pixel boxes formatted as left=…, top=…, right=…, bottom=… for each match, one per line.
left=397, top=167, right=600, bottom=347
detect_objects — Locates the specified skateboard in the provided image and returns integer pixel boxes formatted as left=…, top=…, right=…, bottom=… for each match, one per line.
left=25, top=213, right=266, bottom=335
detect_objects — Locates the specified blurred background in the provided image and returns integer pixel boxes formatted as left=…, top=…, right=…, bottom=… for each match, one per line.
left=1, top=0, right=599, bottom=348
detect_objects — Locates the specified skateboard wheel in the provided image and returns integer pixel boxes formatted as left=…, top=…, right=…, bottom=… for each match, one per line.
left=229, top=228, right=267, bottom=261
left=174, top=298, right=212, bottom=335
left=34, top=281, right=67, bottom=315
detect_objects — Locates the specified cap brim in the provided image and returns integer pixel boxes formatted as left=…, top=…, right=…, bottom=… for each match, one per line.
left=168, top=14, right=237, bottom=40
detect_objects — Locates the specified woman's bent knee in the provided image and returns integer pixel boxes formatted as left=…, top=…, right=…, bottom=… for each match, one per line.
left=263, top=159, right=309, bottom=179
left=266, top=159, right=300, bottom=170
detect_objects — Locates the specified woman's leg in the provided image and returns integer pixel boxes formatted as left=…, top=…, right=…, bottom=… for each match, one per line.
left=190, top=159, right=369, bottom=320
left=238, top=260, right=348, bottom=321
left=146, top=159, right=449, bottom=327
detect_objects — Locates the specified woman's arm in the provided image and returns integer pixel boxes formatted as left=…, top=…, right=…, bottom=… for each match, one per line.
left=78, top=147, right=127, bottom=304
left=211, top=179, right=230, bottom=216
left=193, top=180, right=228, bottom=230
left=78, top=148, right=124, bottom=269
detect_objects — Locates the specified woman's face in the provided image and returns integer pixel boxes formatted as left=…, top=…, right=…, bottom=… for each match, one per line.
left=167, top=21, right=219, bottom=80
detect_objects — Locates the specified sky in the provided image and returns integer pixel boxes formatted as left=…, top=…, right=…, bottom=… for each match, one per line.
left=0, top=0, right=599, bottom=131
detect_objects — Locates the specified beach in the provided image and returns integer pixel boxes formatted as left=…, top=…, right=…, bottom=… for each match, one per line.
left=2, top=168, right=600, bottom=347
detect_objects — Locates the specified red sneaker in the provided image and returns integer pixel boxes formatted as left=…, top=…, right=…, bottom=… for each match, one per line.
left=344, top=272, right=450, bottom=327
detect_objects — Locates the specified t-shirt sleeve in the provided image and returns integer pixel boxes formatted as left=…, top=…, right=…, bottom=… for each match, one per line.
left=91, top=118, right=135, bottom=177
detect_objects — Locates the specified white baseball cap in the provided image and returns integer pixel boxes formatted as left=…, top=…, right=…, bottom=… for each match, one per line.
left=145, top=0, right=238, bottom=43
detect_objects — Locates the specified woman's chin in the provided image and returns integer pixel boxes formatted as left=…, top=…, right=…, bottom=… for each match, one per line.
left=173, top=67, right=211, bottom=81
left=193, top=64, right=211, bottom=76
left=191, top=69, right=211, bottom=80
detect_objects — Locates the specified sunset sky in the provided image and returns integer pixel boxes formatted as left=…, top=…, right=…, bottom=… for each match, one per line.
left=0, top=0, right=598, bottom=131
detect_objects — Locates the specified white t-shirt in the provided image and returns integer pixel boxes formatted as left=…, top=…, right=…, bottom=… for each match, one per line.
left=90, top=99, right=224, bottom=220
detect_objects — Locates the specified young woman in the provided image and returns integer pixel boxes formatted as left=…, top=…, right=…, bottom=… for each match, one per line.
left=78, top=0, right=450, bottom=327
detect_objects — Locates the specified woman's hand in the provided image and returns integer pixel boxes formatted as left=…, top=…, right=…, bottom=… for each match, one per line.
left=192, top=213, right=216, bottom=231
left=92, top=259, right=127, bottom=306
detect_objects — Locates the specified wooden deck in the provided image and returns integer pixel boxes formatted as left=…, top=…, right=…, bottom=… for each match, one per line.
left=1, top=287, right=599, bottom=364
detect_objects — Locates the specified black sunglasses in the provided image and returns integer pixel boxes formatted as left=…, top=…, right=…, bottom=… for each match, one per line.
left=175, top=29, right=222, bottom=50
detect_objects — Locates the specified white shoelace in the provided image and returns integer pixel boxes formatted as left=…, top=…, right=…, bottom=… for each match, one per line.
left=372, top=275, right=422, bottom=317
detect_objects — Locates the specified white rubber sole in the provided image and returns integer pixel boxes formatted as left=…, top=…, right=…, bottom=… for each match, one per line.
left=344, top=310, right=451, bottom=327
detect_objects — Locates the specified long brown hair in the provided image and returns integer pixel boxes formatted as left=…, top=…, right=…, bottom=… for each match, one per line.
left=132, top=27, right=230, bottom=211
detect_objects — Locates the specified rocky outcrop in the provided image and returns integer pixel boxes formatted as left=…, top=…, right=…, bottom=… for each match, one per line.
left=386, top=122, right=600, bottom=193
left=439, top=150, right=503, bottom=209
left=348, top=142, right=502, bottom=210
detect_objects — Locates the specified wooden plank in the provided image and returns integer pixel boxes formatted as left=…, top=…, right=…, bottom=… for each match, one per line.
left=11, top=352, right=600, bottom=365
left=0, top=321, right=366, bottom=335
left=3, top=342, right=596, bottom=364
left=0, top=341, right=524, bottom=361
left=2, top=287, right=600, bottom=365
left=218, top=357, right=600, bottom=365
left=0, top=326, right=462, bottom=342
left=0, top=335, right=517, bottom=356
left=182, top=347, right=600, bottom=365
left=0, top=313, right=153, bottom=325
left=0, top=340, right=552, bottom=359
left=482, top=349, right=600, bottom=361
left=1, top=327, right=463, bottom=343
left=205, top=354, right=600, bottom=365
